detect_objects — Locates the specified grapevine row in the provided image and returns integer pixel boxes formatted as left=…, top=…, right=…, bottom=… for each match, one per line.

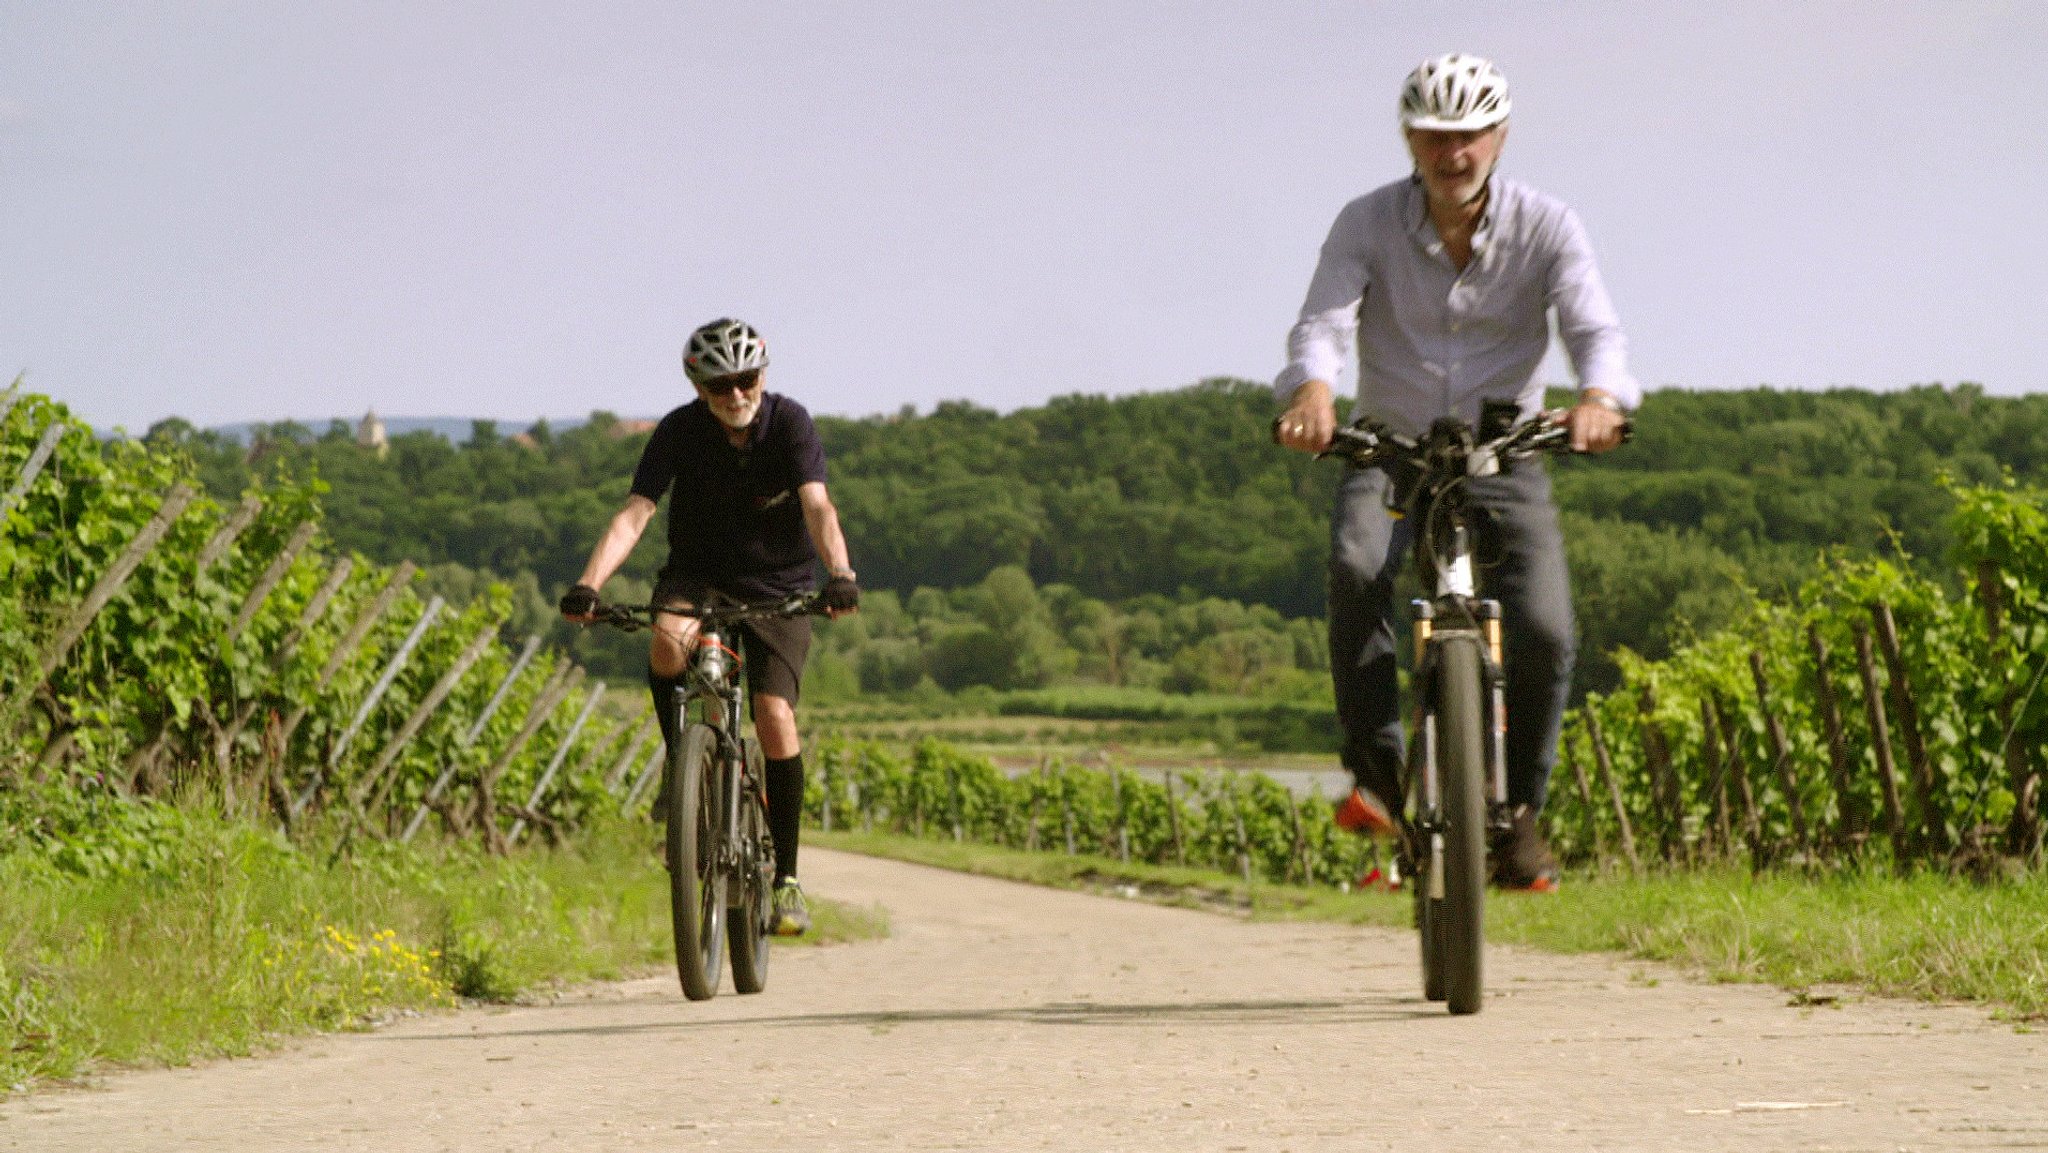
left=1548, top=479, right=2046, bottom=873
left=0, top=387, right=636, bottom=850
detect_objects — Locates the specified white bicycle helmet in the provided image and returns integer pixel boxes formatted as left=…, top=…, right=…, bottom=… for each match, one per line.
left=1399, top=53, right=1511, bottom=131
left=682, top=318, right=769, bottom=383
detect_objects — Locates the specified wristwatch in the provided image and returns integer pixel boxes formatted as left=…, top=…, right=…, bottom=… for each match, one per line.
left=1580, top=390, right=1624, bottom=414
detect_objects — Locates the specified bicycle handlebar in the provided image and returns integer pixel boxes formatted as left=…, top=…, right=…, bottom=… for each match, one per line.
left=1315, top=409, right=1630, bottom=476
left=585, top=593, right=824, bottom=633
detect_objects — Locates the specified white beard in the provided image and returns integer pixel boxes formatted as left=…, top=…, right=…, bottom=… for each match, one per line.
left=713, top=395, right=761, bottom=429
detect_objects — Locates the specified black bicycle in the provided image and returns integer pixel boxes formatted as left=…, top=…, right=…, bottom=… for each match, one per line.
left=1315, top=402, right=1621, bottom=1014
left=593, top=593, right=821, bottom=1000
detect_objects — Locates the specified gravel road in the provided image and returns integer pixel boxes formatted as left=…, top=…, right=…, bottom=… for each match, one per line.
left=6, top=847, right=2045, bottom=1151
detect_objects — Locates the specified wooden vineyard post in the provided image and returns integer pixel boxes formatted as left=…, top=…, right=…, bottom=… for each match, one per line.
left=475, top=663, right=583, bottom=852
left=223, top=521, right=319, bottom=646
left=508, top=681, right=609, bottom=845
left=1637, top=687, right=1684, bottom=862
left=948, top=759, right=965, bottom=843
left=820, top=752, right=835, bottom=833
left=1062, top=788, right=1076, bottom=855
left=1560, top=728, right=1607, bottom=865
left=1697, top=697, right=1733, bottom=858
left=1110, top=764, right=1130, bottom=863
left=221, top=551, right=352, bottom=761
left=1978, top=560, right=2041, bottom=858
left=622, top=743, right=667, bottom=809
left=271, top=561, right=417, bottom=758
left=1232, top=786, right=1253, bottom=884
left=1163, top=770, right=1185, bottom=866
left=1288, top=791, right=1309, bottom=884
left=601, top=710, right=657, bottom=794
left=1748, top=651, right=1811, bottom=853
left=194, top=494, right=263, bottom=574
left=1709, top=696, right=1763, bottom=865
left=400, top=633, right=546, bottom=842
left=1806, top=622, right=1862, bottom=848
left=1871, top=602, right=1946, bottom=855
left=1852, top=620, right=1910, bottom=862
left=4, top=484, right=197, bottom=724
left=291, top=595, right=446, bottom=815
left=1580, top=704, right=1639, bottom=870
left=354, top=616, right=504, bottom=818
left=273, top=556, right=357, bottom=661
left=0, top=420, right=67, bottom=523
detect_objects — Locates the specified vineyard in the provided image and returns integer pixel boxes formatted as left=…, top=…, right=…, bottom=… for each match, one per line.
left=1548, top=478, right=2047, bottom=875
left=5, top=378, right=2044, bottom=887
left=0, top=386, right=654, bottom=855
left=806, top=483, right=2047, bottom=886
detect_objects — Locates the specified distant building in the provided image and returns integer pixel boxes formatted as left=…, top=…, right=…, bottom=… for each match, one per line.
left=608, top=418, right=656, bottom=439
left=356, top=409, right=389, bottom=458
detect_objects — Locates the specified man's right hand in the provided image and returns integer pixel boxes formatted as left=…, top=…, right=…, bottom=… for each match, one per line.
left=1273, top=379, right=1337, bottom=453
left=559, top=583, right=600, bottom=622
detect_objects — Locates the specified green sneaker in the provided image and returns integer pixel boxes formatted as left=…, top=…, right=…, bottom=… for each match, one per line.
left=771, top=878, right=811, bottom=937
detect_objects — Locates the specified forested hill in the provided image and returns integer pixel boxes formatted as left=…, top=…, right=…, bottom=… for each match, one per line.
left=162, top=381, right=2046, bottom=684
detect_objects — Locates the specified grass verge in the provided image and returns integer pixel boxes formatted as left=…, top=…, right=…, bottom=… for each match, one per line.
left=0, top=807, right=886, bottom=1095
left=812, top=828, right=2048, bottom=1022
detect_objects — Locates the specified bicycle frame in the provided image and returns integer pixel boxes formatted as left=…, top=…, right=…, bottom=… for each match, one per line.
left=677, top=619, right=758, bottom=894
left=1316, top=405, right=1605, bottom=1014
left=588, top=592, right=814, bottom=998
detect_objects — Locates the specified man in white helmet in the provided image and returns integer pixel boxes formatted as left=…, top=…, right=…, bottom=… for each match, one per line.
left=1272, top=54, right=1636, bottom=890
left=560, top=317, right=860, bottom=934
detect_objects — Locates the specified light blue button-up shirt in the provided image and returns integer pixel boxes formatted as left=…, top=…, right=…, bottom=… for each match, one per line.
left=1275, top=174, right=1637, bottom=438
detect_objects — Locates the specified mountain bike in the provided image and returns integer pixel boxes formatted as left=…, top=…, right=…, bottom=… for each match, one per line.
left=593, top=593, right=821, bottom=1001
left=1314, top=403, right=1622, bottom=1015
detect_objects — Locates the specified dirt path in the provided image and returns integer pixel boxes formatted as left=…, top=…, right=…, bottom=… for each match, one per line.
left=6, top=848, right=2046, bottom=1151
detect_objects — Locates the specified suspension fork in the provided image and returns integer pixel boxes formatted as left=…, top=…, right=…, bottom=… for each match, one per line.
left=1479, top=599, right=1510, bottom=813
left=1409, top=599, right=1440, bottom=823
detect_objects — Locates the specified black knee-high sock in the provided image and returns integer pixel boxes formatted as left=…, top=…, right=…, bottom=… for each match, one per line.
left=765, top=754, right=804, bottom=883
left=646, top=667, right=683, bottom=754
left=646, top=668, right=684, bottom=812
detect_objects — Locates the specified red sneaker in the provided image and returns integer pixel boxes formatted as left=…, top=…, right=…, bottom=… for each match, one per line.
left=1333, top=786, right=1399, bottom=839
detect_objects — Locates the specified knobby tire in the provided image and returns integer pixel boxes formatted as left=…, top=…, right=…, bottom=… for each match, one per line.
left=1436, top=637, right=1488, bottom=1015
left=668, top=723, right=726, bottom=1001
left=727, top=739, right=773, bottom=995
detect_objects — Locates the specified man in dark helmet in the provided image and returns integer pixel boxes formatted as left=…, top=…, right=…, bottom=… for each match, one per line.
left=1271, top=54, right=1636, bottom=891
left=561, top=317, right=859, bottom=935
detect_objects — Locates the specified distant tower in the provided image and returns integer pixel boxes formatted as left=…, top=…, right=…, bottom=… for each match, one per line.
left=356, top=409, right=389, bottom=458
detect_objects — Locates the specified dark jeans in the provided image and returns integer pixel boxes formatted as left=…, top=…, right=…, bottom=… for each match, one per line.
left=1327, top=461, right=1574, bottom=814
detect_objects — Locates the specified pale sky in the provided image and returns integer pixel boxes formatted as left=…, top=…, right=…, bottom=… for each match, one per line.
left=4, top=2, right=2044, bottom=433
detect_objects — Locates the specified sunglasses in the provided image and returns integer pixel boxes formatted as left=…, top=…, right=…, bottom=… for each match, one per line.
left=698, top=369, right=762, bottom=397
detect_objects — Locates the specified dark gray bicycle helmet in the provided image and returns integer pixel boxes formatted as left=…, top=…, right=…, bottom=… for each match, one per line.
left=682, top=318, right=769, bottom=384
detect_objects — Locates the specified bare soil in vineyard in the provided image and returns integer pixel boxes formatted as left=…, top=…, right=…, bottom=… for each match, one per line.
left=7, top=848, right=2045, bottom=1151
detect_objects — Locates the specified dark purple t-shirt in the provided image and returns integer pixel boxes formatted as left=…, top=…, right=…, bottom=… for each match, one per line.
left=629, top=393, right=828, bottom=598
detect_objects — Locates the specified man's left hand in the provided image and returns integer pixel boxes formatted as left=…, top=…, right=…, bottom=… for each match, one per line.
left=822, top=576, right=861, bottom=617
left=1566, top=391, right=1628, bottom=453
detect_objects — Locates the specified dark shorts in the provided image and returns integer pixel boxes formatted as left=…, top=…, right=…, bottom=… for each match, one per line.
left=652, top=572, right=813, bottom=705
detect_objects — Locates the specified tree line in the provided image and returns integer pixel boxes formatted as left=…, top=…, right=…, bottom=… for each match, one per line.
left=151, top=380, right=2048, bottom=696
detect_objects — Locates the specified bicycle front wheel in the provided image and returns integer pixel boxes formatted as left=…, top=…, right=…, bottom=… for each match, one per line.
left=1435, top=636, right=1488, bottom=1015
left=726, top=739, right=773, bottom=995
left=667, top=723, right=727, bottom=1001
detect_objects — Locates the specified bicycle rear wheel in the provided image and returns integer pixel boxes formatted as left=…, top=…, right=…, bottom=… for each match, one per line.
left=667, top=723, right=727, bottom=1001
left=1435, top=636, right=1488, bottom=1015
left=727, top=739, right=773, bottom=995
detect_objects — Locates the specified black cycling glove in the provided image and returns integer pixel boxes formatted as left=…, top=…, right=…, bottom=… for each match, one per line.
left=558, top=583, right=600, bottom=618
left=821, top=576, right=860, bottom=613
